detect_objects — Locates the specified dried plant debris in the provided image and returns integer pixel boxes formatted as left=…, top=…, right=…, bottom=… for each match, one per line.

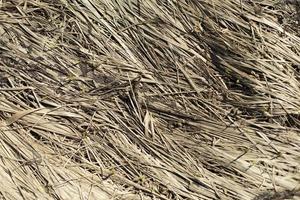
left=0, top=0, right=300, bottom=199
left=253, top=188, right=300, bottom=200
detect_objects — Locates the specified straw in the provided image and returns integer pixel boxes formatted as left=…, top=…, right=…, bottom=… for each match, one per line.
left=0, top=0, right=299, bottom=199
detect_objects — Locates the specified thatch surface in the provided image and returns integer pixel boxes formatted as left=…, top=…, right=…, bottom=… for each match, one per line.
left=0, top=0, right=300, bottom=199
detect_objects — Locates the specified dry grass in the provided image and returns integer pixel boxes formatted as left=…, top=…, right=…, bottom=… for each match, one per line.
left=0, top=0, right=300, bottom=199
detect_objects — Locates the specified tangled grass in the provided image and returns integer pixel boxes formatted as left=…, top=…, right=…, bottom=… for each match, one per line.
left=0, top=0, right=300, bottom=199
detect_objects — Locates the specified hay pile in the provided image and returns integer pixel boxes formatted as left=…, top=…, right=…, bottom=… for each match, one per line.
left=0, top=0, right=300, bottom=199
